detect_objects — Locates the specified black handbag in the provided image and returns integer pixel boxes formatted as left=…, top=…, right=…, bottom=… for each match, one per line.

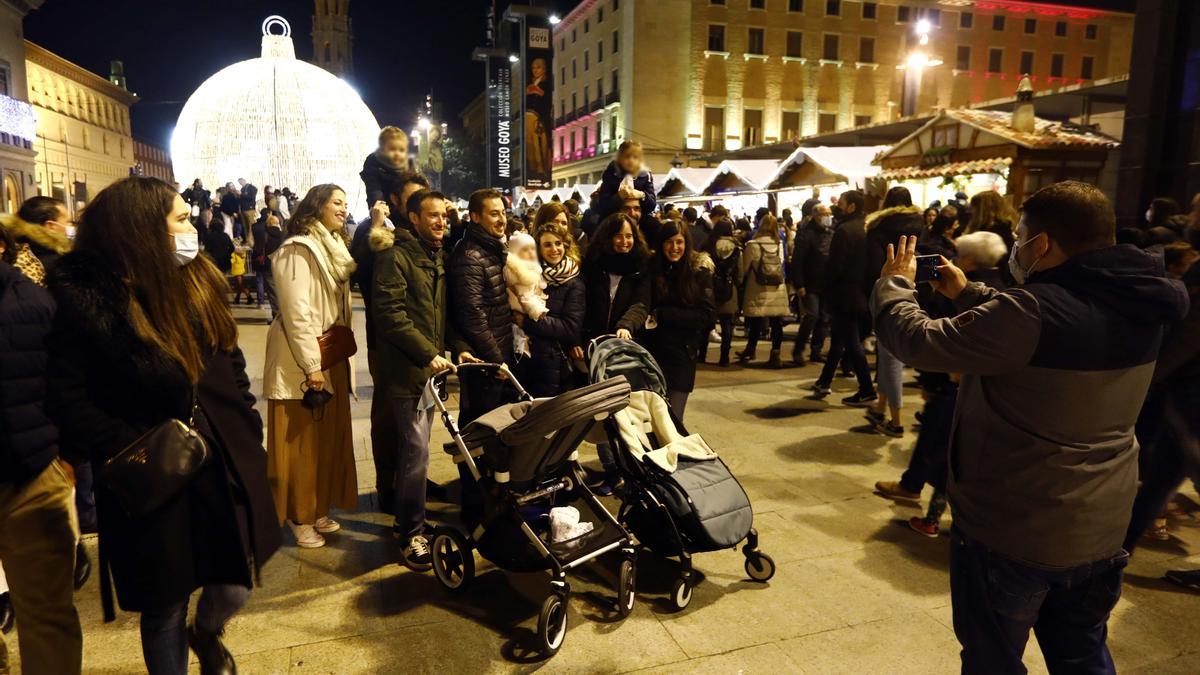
left=100, top=392, right=210, bottom=518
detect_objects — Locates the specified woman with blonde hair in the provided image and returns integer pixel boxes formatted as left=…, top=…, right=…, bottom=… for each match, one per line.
left=263, top=184, right=358, bottom=549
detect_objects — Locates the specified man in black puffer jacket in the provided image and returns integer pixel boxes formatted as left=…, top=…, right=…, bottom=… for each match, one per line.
left=0, top=241, right=83, bottom=673
left=450, top=188, right=514, bottom=367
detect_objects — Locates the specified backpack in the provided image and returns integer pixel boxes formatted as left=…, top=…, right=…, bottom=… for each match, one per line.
left=754, top=240, right=785, bottom=286
left=712, top=251, right=739, bottom=302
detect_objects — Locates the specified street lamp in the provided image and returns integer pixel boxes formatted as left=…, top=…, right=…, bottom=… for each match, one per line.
left=549, top=14, right=560, bottom=25
left=508, top=54, right=520, bottom=63
left=899, top=17, right=942, bottom=117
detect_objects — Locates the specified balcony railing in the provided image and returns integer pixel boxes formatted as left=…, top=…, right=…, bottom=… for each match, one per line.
left=590, top=98, right=603, bottom=112
left=604, top=91, right=620, bottom=106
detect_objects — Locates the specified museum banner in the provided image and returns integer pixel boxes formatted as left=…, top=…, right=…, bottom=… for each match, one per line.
left=521, top=17, right=553, bottom=189
left=487, top=54, right=513, bottom=193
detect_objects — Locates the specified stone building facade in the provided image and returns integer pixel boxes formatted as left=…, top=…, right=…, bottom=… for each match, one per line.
left=133, top=137, right=174, bottom=185
left=0, top=0, right=41, bottom=214
left=313, top=0, right=353, bottom=78
left=551, top=0, right=1133, bottom=186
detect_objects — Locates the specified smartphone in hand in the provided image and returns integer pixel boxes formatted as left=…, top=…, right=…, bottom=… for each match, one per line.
left=915, top=255, right=942, bottom=283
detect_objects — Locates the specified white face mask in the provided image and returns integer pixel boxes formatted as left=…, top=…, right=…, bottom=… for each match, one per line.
left=172, top=233, right=200, bottom=266
left=1007, top=233, right=1045, bottom=285
left=64, top=225, right=77, bottom=239
left=818, top=215, right=833, bottom=228
left=1145, top=209, right=1153, bottom=224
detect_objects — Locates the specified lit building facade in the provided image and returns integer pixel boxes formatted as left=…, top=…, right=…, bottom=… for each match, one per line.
left=25, top=40, right=137, bottom=215
left=313, top=0, right=353, bottom=78
left=551, top=0, right=1133, bottom=186
left=133, top=138, right=174, bottom=185
left=0, top=0, right=41, bottom=214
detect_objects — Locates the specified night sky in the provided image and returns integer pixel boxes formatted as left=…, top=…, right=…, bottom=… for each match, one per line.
left=23, top=0, right=1133, bottom=151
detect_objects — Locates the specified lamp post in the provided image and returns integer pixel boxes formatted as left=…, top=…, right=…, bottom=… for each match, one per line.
left=899, top=19, right=942, bottom=118
left=411, top=94, right=447, bottom=189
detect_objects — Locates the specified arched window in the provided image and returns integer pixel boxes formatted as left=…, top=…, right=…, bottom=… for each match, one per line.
left=324, top=41, right=331, bottom=62
left=3, top=174, right=19, bottom=214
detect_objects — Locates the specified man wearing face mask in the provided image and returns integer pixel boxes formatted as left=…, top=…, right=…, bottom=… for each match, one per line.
left=871, top=181, right=1190, bottom=674
left=791, top=203, right=835, bottom=364
left=4, top=197, right=74, bottom=275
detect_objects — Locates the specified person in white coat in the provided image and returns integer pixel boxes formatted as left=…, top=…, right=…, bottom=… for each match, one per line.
left=263, top=184, right=358, bottom=549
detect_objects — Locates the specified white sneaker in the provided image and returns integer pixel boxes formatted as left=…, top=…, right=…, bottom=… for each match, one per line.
left=314, top=516, right=340, bottom=534
left=287, top=521, right=326, bottom=548
left=402, top=535, right=432, bottom=571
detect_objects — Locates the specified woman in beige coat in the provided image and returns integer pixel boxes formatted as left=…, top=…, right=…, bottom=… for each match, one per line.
left=263, top=184, right=358, bottom=548
left=737, top=214, right=790, bottom=368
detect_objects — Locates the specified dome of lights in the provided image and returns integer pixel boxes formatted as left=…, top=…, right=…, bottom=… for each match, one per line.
left=171, top=16, right=379, bottom=214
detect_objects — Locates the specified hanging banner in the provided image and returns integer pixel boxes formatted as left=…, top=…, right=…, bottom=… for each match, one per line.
left=487, top=55, right=513, bottom=194
left=521, top=17, right=554, bottom=189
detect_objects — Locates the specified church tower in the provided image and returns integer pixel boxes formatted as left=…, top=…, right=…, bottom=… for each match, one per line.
left=312, top=0, right=353, bottom=78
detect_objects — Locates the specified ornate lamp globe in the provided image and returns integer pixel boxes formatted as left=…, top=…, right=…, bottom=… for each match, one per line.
left=171, top=16, right=380, bottom=215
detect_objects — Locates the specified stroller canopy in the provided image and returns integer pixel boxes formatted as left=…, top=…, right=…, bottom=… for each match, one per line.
left=589, top=338, right=668, bottom=398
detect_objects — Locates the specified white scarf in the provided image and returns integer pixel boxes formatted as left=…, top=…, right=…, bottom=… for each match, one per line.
left=310, top=223, right=356, bottom=284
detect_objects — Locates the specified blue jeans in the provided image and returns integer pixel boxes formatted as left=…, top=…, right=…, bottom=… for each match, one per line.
left=950, top=527, right=1126, bottom=675
left=141, top=584, right=249, bottom=675
left=254, top=267, right=278, bottom=315
left=875, top=344, right=904, bottom=408
left=391, top=398, right=433, bottom=539
left=794, top=292, right=829, bottom=355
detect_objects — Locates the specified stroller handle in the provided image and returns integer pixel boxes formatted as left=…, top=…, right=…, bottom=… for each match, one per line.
left=428, top=362, right=532, bottom=401
left=586, top=334, right=623, bottom=362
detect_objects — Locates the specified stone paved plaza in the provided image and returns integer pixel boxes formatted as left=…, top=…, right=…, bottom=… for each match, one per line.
left=19, top=303, right=1200, bottom=674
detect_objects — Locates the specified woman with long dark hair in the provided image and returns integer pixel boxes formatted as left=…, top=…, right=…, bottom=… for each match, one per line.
left=582, top=213, right=650, bottom=343
left=263, top=184, right=358, bottom=549
left=45, top=176, right=279, bottom=674
left=701, top=218, right=741, bottom=366
left=521, top=218, right=586, bottom=397
left=919, top=205, right=961, bottom=259
left=645, top=222, right=716, bottom=419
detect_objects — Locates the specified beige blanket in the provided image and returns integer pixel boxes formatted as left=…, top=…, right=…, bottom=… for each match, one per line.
left=610, top=390, right=717, bottom=473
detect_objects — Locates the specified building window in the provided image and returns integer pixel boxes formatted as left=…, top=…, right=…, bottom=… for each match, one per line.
left=584, top=18, right=589, bottom=33
left=897, top=6, right=911, bottom=23
left=862, top=2, right=876, bottom=20
left=826, top=0, right=840, bottom=17
left=613, top=0, right=619, bottom=10
left=956, top=45, right=971, bottom=71
left=711, top=0, right=725, bottom=4
left=708, top=24, right=726, bottom=51
left=743, top=108, right=763, bottom=146
left=597, top=77, right=603, bottom=99
left=960, top=12, right=973, bottom=29
left=572, top=59, right=577, bottom=77
left=782, top=110, right=801, bottom=140
left=854, top=114, right=872, bottom=126
left=1019, top=51, right=1034, bottom=75
left=748, top=28, right=765, bottom=55
left=560, top=67, right=566, bottom=84
left=0, top=62, right=10, bottom=97
left=859, top=37, right=875, bottom=63
left=613, top=30, right=619, bottom=52
left=705, top=106, right=725, bottom=151
left=823, top=34, right=839, bottom=60
left=572, top=28, right=577, bottom=43
left=572, top=92, right=577, bottom=110
left=1050, top=53, right=1064, bottom=77
left=611, top=115, right=619, bottom=140
left=988, top=48, right=1003, bottom=73
left=1085, top=24, right=1097, bottom=39
left=560, top=38, right=566, bottom=51
left=569, top=130, right=575, bottom=153
left=789, top=0, right=803, bottom=11
left=787, top=31, right=804, bottom=58
left=599, top=7, right=604, bottom=22
left=1081, top=55, right=1094, bottom=79
left=583, top=85, right=589, bottom=105
left=993, top=15, right=1005, bottom=31
left=750, top=0, right=765, bottom=8
left=918, top=7, right=941, bottom=25
left=1024, top=18, right=1037, bottom=34
left=818, top=112, right=837, bottom=133
left=584, top=50, right=589, bottom=71
left=1055, top=21, right=1067, bottom=37
left=598, top=41, right=604, bottom=62
left=612, top=69, right=619, bottom=94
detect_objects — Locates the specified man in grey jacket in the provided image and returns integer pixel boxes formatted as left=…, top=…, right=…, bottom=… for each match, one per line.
left=871, top=181, right=1189, bottom=674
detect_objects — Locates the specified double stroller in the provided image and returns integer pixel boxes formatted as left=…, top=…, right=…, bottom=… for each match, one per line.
left=426, top=363, right=638, bottom=656
left=589, top=337, right=775, bottom=611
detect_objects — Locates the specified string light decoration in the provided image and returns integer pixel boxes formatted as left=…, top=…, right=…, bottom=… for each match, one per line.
left=0, top=95, right=37, bottom=142
left=171, top=16, right=380, bottom=213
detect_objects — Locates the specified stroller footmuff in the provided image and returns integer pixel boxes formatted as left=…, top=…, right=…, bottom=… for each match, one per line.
left=428, top=364, right=638, bottom=656
left=590, top=338, right=775, bottom=611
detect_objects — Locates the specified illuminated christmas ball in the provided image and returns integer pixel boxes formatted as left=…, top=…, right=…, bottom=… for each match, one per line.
left=171, top=16, right=379, bottom=214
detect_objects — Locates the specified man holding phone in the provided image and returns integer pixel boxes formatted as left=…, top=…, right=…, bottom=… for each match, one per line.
left=871, top=181, right=1189, bottom=673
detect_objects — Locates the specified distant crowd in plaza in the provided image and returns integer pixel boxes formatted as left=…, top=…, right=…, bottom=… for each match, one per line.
left=2, top=117, right=1199, bottom=674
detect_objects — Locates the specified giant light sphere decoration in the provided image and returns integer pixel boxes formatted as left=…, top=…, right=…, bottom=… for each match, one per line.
left=171, top=16, right=379, bottom=214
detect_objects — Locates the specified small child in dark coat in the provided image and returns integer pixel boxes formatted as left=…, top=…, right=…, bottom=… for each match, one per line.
left=360, top=126, right=418, bottom=206
left=595, top=140, right=657, bottom=221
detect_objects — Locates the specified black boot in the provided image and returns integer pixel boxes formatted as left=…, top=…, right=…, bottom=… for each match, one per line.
left=188, top=624, right=237, bottom=675
left=74, top=541, right=92, bottom=590
left=0, top=592, right=14, bottom=634
left=719, top=347, right=731, bottom=367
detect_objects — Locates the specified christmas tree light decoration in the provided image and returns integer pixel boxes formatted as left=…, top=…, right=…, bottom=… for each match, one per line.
left=171, top=16, right=380, bottom=214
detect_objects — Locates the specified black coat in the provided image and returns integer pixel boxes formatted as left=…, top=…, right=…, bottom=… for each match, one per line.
left=449, top=224, right=514, bottom=364
left=219, top=191, right=240, bottom=217
left=582, top=260, right=650, bottom=342
left=823, top=213, right=869, bottom=313
left=644, top=257, right=716, bottom=393
left=251, top=220, right=284, bottom=272
left=45, top=253, right=280, bottom=617
left=0, top=261, right=59, bottom=484
left=205, top=229, right=235, bottom=273
left=239, top=184, right=258, bottom=212
left=863, top=206, right=926, bottom=295
left=523, top=275, right=585, bottom=398
left=791, top=217, right=834, bottom=294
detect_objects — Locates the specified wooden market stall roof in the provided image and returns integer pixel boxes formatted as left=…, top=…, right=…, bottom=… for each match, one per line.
left=658, top=167, right=719, bottom=198
left=765, top=145, right=891, bottom=190
left=700, top=159, right=782, bottom=195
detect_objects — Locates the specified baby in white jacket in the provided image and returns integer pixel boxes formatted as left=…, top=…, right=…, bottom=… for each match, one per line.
left=504, top=232, right=547, bottom=358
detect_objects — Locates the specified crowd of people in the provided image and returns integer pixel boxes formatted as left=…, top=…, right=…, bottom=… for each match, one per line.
left=0, top=118, right=1198, bottom=674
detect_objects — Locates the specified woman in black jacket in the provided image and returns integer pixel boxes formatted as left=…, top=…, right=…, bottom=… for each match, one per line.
left=645, top=222, right=716, bottom=420
left=582, top=213, right=650, bottom=342
left=45, top=177, right=280, bottom=675
left=524, top=217, right=586, bottom=397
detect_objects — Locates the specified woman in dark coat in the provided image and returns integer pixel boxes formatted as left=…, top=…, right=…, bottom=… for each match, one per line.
left=644, top=221, right=716, bottom=420
left=918, top=206, right=960, bottom=260
left=45, top=177, right=280, bottom=675
left=524, top=215, right=586, bottom=398
left=582, top=212, right=650, bottom=343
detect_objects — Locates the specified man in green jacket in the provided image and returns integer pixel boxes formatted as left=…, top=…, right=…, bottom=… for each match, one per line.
left=371, top=188, right=474, bottom=570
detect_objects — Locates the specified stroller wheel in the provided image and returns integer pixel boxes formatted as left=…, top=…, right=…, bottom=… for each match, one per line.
left=616, top=559, right=636, bottom=619
left=670, top=578, right=693, bottom=611
left=744, top=551, right=776, bottom=582
left=431, top=528, right=475, bottom=593
left=537, top=593, right=569, bottom=656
